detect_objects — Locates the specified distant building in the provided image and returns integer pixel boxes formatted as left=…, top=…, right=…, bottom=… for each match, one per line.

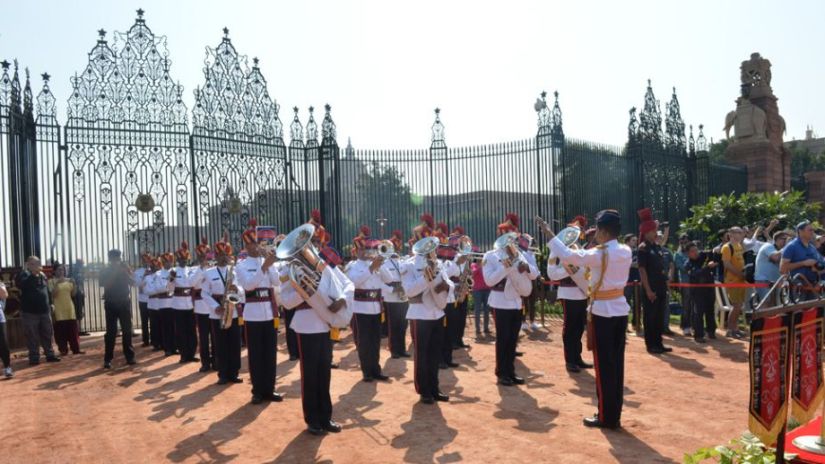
left=785, top=126, right=825, bottom=155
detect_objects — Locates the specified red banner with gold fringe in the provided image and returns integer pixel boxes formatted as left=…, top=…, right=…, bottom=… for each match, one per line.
left=749, top=313, right=792, bottom=445
left=791, top=307, right=825, bottom=424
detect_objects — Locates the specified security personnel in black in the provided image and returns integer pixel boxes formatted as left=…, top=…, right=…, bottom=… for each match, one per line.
left=636, top=208, right=672, bottom=354
left=99, top=249, right=136, bottom=369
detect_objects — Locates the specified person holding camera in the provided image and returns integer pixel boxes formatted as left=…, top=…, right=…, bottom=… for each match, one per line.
left=684, top=242, right=718, bottom=343
left=99, top=249, right=136, bottom=368
left=781, top=221, right=825, bottom=301
left=15, top=256, right=60, bottom=365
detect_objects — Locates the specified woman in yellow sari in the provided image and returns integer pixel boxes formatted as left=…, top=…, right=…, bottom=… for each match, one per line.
left=50, top=264, right=83, bottom=355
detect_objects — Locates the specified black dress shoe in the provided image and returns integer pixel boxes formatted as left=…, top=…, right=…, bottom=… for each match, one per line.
left=514, top=351, right=524, bottom=357
left=400, top=352, right=411, bottom=358
left=577, top=361, right=594, bottom=369
left=498, top=377, right=514, bottom=386
left=419, top=396, right=435, bottom=404
left=230, top=378, right=243, bottom=384
left=46, top=356, right=61, bottom=362
left=103, top=361, right=112, bottom=369
left=435, top=392, right=449, bottom=402
left=511, top=376, right=525, bottom=385
left=198, top=365, right=210, bottom=373
left=190, top=357, right=201, bottom=363
left=647, top=347, right=665, bottom=355
left=694, top=337, right=707, bottom=343
left=362, top=376, right=374, bottom=383
left=583, top=415, right=620, bottom=429
left=660, top=346, right=673, bottom=353
left=446, top=362, right=459, bottom=368
left=374, top=374, right=390, bottom=382
left=459, top=342, right=470, bottom=348
left=269, top=392, right=284, bottom=402
left=127, top=359, right=137, bottom=365
left=251, top=395, right=264, bottom=405
left=331, top=363, right=339, bottom=369
left=307, top=425, right=327, bottom=436
left=323, top=420, right=342, bottom=433
left=217, top=378, right=229, bottom=385
left=566, top=363, right=581, bottom=373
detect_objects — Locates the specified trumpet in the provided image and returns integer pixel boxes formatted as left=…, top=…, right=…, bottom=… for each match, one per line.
left=455, top=239, right=485, bottom=261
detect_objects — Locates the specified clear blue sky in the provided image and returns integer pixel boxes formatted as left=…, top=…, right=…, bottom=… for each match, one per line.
left=1, top=0, right=822, bottom=148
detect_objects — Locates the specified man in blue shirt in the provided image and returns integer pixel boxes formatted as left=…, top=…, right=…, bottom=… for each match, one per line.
left=754, top=231, right=788, bottom=304
left=673, top=234, right=692, bottom=336
left=780, top=221, right=825, bottom=301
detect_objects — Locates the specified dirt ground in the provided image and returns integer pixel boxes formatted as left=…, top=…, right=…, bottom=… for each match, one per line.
left=0, top=317, right=750, bottom=464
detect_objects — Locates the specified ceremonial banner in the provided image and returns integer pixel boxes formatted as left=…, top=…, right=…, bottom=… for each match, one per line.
left=791, top=307, right=825, bottom=424
left=749, top=313, right=792, bottom=445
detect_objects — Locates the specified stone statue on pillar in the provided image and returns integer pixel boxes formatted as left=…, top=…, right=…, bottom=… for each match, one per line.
left=724, top=52, right=791, bottom=193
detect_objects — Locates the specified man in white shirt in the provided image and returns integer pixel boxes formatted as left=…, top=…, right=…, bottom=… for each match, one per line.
left=133, top=253, right=152, bottom=347
left=403, top=237, right=453, bottom=404
left=347, top=238, right=391, bottom=382
left=192, top=239, right=215, bottom=373
left=280, top=239, right=354, bottom=436
left=546, top=216, right=592, bottom=373
left=540, top=209, right=631, bottom=429
left=483, top=230, right=539, bottom=386
left=438, top=234, right=467, bottom=369
left=379, top=247, right=410, bottom=359
left=143, top=256, right=163, bottom=351
left=146, top=253, right=176, bottom=356
left=172, top=241, right=199, bottom=364
left=235, top=220, right=283, bottom=404
left=202, top=236, right=243, bottom=385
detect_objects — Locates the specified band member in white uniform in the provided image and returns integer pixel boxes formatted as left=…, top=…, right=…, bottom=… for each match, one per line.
left=437, top=239, right=465, bottom=369
left=146, top=253, right=176, bottom=356
left=347, top=236, right=391, bottom=382
left=171, top=242, right=199, bottom=363
left=133, top=253, right=151, bottom=347
left=202, top=236, right=243, bottom=385
left=192, top=238, right=215, bottom=372
left=403, top=237, right=454, bottom=404
left=235, top=220, right=283, bottom=404
left=546, top=216, right=593, bottom=373
left=483, top=215, right=539, bottom=386
left=540, top=209, right=632, bottom=429
left=143, top=256, right=163, bottom=351
left=379, top=245, right=410, bottom=359
left=279, top=240, right=354, bottom=436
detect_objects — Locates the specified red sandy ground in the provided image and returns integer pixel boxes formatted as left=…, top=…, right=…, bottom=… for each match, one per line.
left=0, top=318, right=749, bottom=464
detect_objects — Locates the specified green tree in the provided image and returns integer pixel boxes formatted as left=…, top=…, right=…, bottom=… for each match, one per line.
left=356, top=162, right=417, bottom=238
left=679, top=190, right=821, bottom=242
left=788, top=141, right=825, bottom=191
left=706, top=139, right=729, bottom=164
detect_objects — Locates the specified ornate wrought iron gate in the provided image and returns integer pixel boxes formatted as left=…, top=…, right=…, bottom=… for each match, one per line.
left=0, top=10, right=748, bottom=332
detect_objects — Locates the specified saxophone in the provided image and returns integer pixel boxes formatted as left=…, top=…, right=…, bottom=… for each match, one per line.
left=455, top=262, right=473, bottom=304
left=221, top=265, right=238, bottom=330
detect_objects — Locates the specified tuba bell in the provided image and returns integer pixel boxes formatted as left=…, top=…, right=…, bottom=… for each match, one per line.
left=276, top=224, right=327, bottom=300
left=535, top=216, right=581, bottom=260
left=378, top=240, right=398, bottom=259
